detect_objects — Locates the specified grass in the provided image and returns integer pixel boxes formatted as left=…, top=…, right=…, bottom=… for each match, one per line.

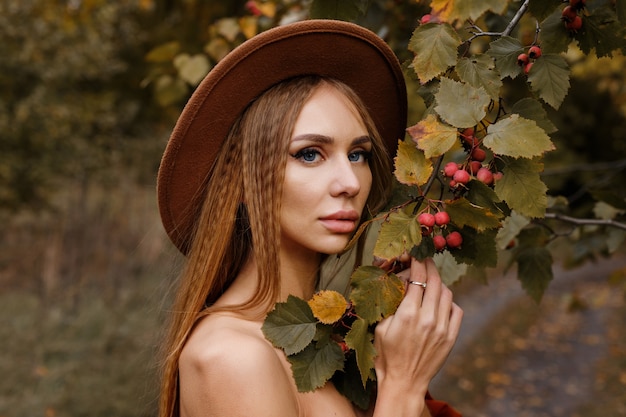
left=0, top=278, right=169, bottom=417
left=0, top=183, right=180, bottom=417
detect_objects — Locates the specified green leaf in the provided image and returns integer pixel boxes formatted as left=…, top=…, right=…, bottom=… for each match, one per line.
left=309, top=0, right=369, bottom=20
left=465, top=180, right=507, bottom=220
left=527, top=54, right=570, bottom=109
left=510, top=98, right=557, bottom=134
left=333, top=354, right=374, bottom=410
left=154, top=75, right=188, bottom=107
left=433, top=251, right=468, bottom=286
left=435, top=78, right=491, bottom=128
left=174, top=53, right=211, bottom=86
left=494, top=157, right=548, bottom=218
left=528, top=0, right=563, bottom=21
left=407, top=114, right=458, bottom=158
left=410, top=236, right=436, bottom=261
left=607, top=228, right=626, bottom=253
left=145, top=41, right=180, bottom=63
left=350, top=266, right=404, bottom=325
left=538, top=8, right=572, bottom=55
left=455, top=55, right=503, bottom=100
left=593, top=201, right=625, bottom=220
left=409, top=23, right=462, bottom=84
left=496, top=210, right=531, bottom=250
left=444, top=197, right=502, bottom=231
left=431, top=0, right=507, bottom=21
left=394, top=139, right=433, bottom=186
left=461, top=0, right=509, bottom=20
left=288, top=342, right=345, bottom=392
left=483, top=114, right=555, bottom=158
left=215, top=18, right=241, bottom=42
left=262, top=295, right=317, bottom=355
left=487, top=36, right=523, bottom=79
left=344, top=318, right=377, bottom=387
left=578, top=8, right=626, bottom=58
left=513, top=227, right=554, bottom=302
left=373, top=206, right=422, bottom=260
left=449, top=226, right=499, bottom=268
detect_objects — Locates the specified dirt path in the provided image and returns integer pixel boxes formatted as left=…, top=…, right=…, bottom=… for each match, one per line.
left=430, top=255, right=626, bottom=416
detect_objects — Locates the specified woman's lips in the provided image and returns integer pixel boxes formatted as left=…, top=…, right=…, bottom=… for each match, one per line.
left=319, top=210, right=360, bottom=233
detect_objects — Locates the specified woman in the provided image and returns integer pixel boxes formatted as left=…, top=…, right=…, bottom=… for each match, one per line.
left=157, top=20, right=463, bottom=417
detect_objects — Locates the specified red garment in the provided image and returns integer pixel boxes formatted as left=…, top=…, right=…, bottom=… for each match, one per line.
left=425, top=392, right=462, bottom=417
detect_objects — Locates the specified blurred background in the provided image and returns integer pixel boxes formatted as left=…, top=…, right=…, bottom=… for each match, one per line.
left=1, top=1, right=624, bottom=416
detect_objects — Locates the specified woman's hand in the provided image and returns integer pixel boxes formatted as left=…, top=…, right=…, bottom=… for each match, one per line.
left=371, top=258, right=463, bottom=416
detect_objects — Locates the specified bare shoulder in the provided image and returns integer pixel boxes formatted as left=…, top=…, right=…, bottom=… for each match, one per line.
left=179, top=314, right=299, bottom=417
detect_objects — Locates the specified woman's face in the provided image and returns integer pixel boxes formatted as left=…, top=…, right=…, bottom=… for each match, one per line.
left=280, top=84, right=373, bottom=256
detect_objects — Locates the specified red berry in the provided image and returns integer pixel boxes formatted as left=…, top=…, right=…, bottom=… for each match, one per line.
left=528, top=45, right=542, bottom=59
left=471, top=147, right=486, bottom=162
left=453, top=169, right=470, bottom=184
left=420, top=14, right=431, bottom=24
left=449, top=179, right=457, bottom=188
left=460, top=127, right=477, bottom=146
left=524, top=61, right=533, bottom=75
left=517, top=53, right=529, bottom=67
left=418, top=212, right=436, bottom=227
left=443, top=161, right=459, bottom=177
left=566, top=15, right=582, bottom=32
left=433, top=235, right=447, bottom=251
left=338, top=341, right=350, bottom=353
left=476, top=167, right=494, bottom=185
left=245, top=0, right=262, bottom=16
left=434, top=211, right=450, bottom=226
left=446, top=231, right=463, bottom=248
left=561, top=5, right=577, bottom=23
left=493, top=171, right=504, bottom=181
left=468, top=160, right=482, bottom=175
left=462, top=127, right=474, bottom=137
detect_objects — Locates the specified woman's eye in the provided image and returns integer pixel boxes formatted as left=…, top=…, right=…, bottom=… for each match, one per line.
left=348, top=150, right=372, bottom=163
left=292, top=148, right=321, bottom=163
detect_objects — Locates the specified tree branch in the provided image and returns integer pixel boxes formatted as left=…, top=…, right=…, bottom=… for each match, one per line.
left=502, top=0, right=531, bottom=37
left=467, top=0, right=531, bottom=40
left=544, top=212, right=626, bottom=231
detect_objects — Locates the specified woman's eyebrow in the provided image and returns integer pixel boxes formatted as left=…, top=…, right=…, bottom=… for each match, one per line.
left=352, top=135, right=372, bottom=146
left=291, top=134, right=372, bottom=145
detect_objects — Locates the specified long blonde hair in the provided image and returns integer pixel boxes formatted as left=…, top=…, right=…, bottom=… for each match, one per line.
left=158, top=76, right=393, bottom=417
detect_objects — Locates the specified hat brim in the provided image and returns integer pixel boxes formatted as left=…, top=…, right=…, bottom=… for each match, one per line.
left=157, top=19, right=407, bottom=254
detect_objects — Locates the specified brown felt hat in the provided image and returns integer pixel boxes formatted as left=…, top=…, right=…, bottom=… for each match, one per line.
left=157, top=19, right=407, bottom=254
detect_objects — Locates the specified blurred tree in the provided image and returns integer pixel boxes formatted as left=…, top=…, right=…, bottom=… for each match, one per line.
left=0, top=0, right=161, bottom=213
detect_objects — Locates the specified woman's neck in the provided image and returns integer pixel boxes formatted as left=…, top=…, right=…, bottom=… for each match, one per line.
left=217, top=248, right=321, bottom=314
left=278, top=245, right=322, bottom=301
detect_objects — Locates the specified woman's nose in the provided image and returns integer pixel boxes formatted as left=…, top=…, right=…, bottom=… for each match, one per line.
left=329, top=159, right=362, bottom=197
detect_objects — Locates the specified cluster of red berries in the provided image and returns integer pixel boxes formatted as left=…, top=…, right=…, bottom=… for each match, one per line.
left=517, top=45, right=541, bottom=75
left=562, top=0, right=586, bottom=33
left=442, top=127, right=503, bottom=189
left=417, top=210, right=463, bottom=251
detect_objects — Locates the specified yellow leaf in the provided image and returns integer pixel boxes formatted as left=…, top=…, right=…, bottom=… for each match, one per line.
left=407, top=114, right=458, bottom=158
left=308, top=290, right=348, bottom=324
left=394, top=139, right=432, bottom=187
left=258, top=1, right=277, bottom=17
left=239, top=16, right=258, bottom=40
left=430, top=0, right=455, bottom=21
